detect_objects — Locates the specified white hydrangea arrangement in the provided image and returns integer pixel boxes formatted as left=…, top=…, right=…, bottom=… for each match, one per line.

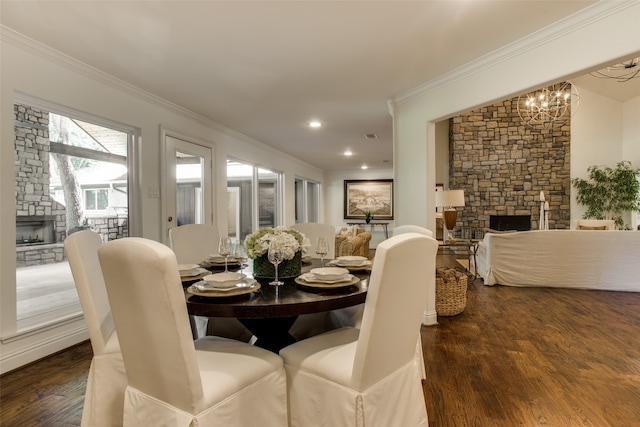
left=244, top=227, right=305, bottom=260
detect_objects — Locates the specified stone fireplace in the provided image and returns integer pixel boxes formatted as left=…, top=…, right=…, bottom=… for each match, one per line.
left=15, top=104, right=67, bottom=267
left=15, top=215, right=56, bottom=246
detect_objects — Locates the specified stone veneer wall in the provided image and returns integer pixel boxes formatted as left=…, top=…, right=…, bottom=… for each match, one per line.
left=14, top=104, right=129, bottom=267
left=15, top=104, right=67, bottom=266
left=449, top=94, right=571, bottom=232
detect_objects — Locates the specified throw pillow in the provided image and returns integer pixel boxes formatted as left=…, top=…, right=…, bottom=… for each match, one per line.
left=578, top=225, right=607, bottom=230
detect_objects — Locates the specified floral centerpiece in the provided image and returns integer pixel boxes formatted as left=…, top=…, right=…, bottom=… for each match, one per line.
left=244, top=227, right=305, bottom=278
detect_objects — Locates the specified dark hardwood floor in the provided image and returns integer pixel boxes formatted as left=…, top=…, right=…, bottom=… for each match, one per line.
left=2, top=253, right=640, bottom=426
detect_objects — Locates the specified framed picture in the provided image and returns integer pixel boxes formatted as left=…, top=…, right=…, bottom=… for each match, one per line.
left=344, top=179, right=394, bottom=220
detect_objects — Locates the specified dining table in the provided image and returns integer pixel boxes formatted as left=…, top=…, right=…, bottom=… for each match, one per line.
left=184, top=258, right=371, bottom=352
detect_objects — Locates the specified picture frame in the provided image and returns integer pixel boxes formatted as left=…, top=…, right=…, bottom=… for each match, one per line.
left=344, top=179, right=394, bottom=220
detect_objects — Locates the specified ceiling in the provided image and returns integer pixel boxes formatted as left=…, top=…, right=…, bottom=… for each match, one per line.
left=2, top=1, right=638, bottom=172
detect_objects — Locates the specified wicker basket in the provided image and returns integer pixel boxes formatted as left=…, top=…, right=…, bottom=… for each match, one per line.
left=435, top=268, right=468, bottom=316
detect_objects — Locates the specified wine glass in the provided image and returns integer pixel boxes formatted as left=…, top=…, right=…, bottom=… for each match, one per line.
left=315, top=236, right=329, bottom=267
left=218, top=237, right=232, bottom=272
left=267, top=240, right=284, bottom=286
left=234, top=242, right=249, bottom=273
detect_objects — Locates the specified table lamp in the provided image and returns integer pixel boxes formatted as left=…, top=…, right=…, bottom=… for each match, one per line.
left=435, top=189, right=465, bottom=241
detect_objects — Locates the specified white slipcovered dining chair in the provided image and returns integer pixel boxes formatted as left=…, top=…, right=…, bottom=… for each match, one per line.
left=390, top=224, right=434, bottom=380
left=64, top=230, right=126, bottom=427
left=169, top=224, right=252, bottom=342
left=291, top=222, right=336, bottom=259
left=393, top=224, right=434, bottom=238
left=280, top=232, right=438, bottom=426
left=168, top=223, right=220, bottom=264
left=98, top=237, right=287, bottom=427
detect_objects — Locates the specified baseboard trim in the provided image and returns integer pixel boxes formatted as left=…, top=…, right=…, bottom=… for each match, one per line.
left=422, top=309, right=438, bottom=326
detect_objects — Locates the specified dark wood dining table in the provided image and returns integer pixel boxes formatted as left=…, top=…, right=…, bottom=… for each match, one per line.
left=185, top=259, right=370, bottom=352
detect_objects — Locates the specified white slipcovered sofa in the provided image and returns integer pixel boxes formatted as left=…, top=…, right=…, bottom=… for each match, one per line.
left=475, top=230, right=640, bottom=291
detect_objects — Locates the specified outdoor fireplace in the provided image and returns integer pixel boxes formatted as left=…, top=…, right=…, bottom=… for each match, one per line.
left=16, top=215, right=56, bottom=246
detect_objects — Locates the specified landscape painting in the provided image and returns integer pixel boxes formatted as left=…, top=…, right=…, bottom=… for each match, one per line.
left=344, top=179, right=394, bottom=220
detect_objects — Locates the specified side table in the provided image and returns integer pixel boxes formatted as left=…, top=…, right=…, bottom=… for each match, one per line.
left=438, top=239, right=481, bottom=277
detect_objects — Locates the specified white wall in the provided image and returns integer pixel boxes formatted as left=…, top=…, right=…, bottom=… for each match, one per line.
left=0, top=29, right=323, bottom=372
left=570, top=86, right=625, bottom=222
left=391, top=1, right=640, bottom=326
left=325, top=168, right=393, bottom=248
left=623, top=96, right=640, bottom=230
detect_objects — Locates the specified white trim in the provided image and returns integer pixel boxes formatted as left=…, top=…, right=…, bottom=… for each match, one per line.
left=393, top=1, right=638, bottom=105
left=2, top=25, right=322, bottom=174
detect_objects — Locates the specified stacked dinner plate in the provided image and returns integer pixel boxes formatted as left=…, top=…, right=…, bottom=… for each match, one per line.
left=178, top=264, right=209, bottom=282
left=295, top=267, right=359, bottom=289
left=187, top=272, right=259, bottom=297
left=328, top=255, right=372, bottom=270
left=201, top=254, right=240, bottom=269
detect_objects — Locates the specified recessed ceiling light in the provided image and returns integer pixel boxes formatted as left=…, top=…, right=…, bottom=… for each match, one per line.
left=309, top=121, right=322, bottom=128
left=361, top=165, right=368, bottom=170
left=344, top=150, right=353, bottom=156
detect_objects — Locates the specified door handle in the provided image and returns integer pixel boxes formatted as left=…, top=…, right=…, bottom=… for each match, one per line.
left=168, top=216, right=173, bottom=222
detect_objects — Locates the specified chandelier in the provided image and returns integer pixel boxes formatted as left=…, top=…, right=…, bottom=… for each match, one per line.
left=590, top=57, right=640, bottom=82
left=516, top=82, right=579, bottom=129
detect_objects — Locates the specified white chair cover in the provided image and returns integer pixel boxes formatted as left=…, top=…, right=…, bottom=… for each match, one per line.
left=280, top=232, right=438, bottom=427
left=291, top=222, right=336, bottom=259
left=169, top=224, right=251, bottom=342
left=64, top=230, right=126, bottom=427
left=393, top=224, right=434, bottom=238
left=168, top=223, right=220, bottom=264
left=98, top=237, right=287, bottom=427
left=390, top=224, right=434, bottom=379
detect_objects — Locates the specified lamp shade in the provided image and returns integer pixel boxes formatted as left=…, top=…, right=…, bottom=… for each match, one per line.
left=435, top=189, right=465, bottom=208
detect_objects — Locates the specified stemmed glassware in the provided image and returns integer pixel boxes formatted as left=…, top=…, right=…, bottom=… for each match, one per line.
left=315, top=236, right=329, bottom=267
left=234, top=242, right=249, bottom=273
left=267, top=240, right=284, bottom=286
left=218, top=237, right=232, bottom=272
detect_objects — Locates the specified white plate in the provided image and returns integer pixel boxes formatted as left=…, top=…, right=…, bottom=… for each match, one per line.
left=334, top=256, right=369, bottom=266
left=329, top=259, right=372, bottom=269
left=188, top=280, right=260, bottom=297
left=178, top=263, right=200, bottom=272
left=202, top=272, right=246, bottom=288
left=298, top=272, right=354, bottom=284
left=295, top=275, right=360, bottom=288
left=309, top=267, right=350, bottom=281
left=179, top=267, right=209, bottom=280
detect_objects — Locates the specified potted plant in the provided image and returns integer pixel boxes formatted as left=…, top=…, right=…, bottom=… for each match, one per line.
left=364, top=210, right=372, bottom=224
left=571, top=161, right=640, bottom=229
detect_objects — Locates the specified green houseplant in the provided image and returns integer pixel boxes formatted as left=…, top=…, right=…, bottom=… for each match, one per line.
left=571, top=161, right=640, bottom=229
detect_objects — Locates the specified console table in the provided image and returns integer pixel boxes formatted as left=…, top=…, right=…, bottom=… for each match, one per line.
left=346, top=222, right=389, bottom=239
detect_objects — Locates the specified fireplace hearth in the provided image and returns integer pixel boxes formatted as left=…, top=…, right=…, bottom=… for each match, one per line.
left=16, top=216, right=56, bottom=246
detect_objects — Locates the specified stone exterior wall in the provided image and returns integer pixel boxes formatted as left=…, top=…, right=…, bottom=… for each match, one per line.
left=15, top=104, right=67, bottom=242
left=449, top=94, right=571, bottom=232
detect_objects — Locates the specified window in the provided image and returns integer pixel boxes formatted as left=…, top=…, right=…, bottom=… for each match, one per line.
left=13, top=98, right=137, bottom=332
left=84, top=188, right=109, bottom=212
left=295, top=177, right=321, bottom=223
left=227, top=160, right=282, bottom=241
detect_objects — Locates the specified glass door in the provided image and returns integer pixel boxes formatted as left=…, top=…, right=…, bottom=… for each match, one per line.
left=163, top=134, right=213, bottom=240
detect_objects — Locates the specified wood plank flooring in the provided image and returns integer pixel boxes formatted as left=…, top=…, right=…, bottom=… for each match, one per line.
left=2, top=254, right=640, bottom=426
left=425, top=254, right=640, bottom=426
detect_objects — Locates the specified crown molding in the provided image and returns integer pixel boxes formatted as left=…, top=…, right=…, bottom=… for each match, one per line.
left=392, top=0, right=638, bottom=105
left=1, top=25, right=321, bottom=172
